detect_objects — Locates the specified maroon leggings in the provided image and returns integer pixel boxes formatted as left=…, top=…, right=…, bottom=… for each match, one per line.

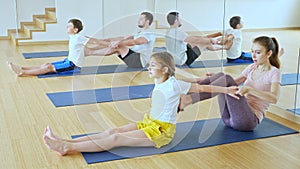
left=189, top=72, right=259, bottom=131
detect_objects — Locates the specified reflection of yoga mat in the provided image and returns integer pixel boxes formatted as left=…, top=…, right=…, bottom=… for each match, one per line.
left=38, top=59, right=249, bottom=78
left=280, top=73, right=300, bottom=86
left=38, top=65, right=146, bottom=78
left=23, top=47, right=166, bottom=59
left=47, top=84, right=154, bottom=107
left=71, top=118, right=298, bottom=164
left=23, top=51, right=69, bottom=59
left=287, top=108, right=300, bottom=115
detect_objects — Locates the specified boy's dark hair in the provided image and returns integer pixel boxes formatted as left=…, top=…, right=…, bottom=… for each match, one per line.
left=229, top=16, right=241, bottom=29
left=141, top=12, right=153, bottom=25
left=68, top=19, right=83, bottom=33
left=167, top=12, right=179, bottom=25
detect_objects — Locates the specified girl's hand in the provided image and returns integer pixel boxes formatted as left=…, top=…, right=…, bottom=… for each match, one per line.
left=226, top=86, right=240, bottom=99
left=236, top=86, right=251, bottom=96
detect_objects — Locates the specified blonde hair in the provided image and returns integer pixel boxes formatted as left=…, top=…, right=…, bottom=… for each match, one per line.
left=151, top=52, right=175, bottom=76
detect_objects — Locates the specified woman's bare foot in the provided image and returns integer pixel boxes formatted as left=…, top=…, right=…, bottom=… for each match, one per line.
left=7, top=61, right=23, bottom=76
left=43, top=135, right=70, bottom=156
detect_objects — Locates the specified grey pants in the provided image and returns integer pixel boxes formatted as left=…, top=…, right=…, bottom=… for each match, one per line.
left=189, top=72, right=259, bottom=131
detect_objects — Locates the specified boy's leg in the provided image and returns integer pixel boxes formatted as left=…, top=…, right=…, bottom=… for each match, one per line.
left=7, top=61, right=55, bottom=76
left=85, top=45, right=119, bottom=56
left=21, top=63, right=56, bottom=76
left=206, top=32, right=222, bottom=38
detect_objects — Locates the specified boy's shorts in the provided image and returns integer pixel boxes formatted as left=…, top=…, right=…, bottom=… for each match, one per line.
left=185, top=44, right=201, bottom=66
left=137, top=114, right=176, bottom=148
left=227, top=52, right=253, bottom=63
left=51, top=58, right=80, bottom=72
left=118, top=49, right=143, bottom=68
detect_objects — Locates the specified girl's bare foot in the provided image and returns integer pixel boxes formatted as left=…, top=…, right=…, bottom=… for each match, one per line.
left=7, top=61, right=23, bottom=76
left=43, top=135, right=70, bottom=156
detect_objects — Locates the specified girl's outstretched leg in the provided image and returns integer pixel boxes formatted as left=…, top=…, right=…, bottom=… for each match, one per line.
left=43, top=129, right=154, bottom=156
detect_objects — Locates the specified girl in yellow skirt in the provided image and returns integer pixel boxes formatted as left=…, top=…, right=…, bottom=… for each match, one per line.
left=43, top=51, right=190, bottom=155
left=43, top=52, right=238, bottom=155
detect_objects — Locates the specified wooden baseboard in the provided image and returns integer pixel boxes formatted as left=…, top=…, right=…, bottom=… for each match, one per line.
left=17, top=40, right=68, bottom=46
left=188, top=27, right=300, bottom=35
left=0, top=36, right=10, bottom=40
left=268, top=105, right=300, bottom=125
left=243, top=27, right=300, bottom=32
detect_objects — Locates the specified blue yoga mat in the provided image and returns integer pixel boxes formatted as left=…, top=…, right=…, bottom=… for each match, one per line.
left=38, top=59, right=249, bottom=78
left=281, top=73, right=300, bottom=86
left=23, top=51, right=69, bottom=59
left=287, top=108, right=300, bottom=115
left=47, top=84, right=154, bottom=107
left=38, top=64, right=146, bottom=78
left=71, top=118, right=298, bottom=164
left=23, top=47, right=166, bottom=59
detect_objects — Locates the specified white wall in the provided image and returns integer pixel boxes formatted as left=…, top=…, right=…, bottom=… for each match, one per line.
left=16, top=0, right=54, bottom=24
left=0, top=0, right=16, bottom=36
left=154, top=0, right=300, bottom=32
left=0, top=0, right=54, bottom=36
left=98, top=0, right=154, bottom=38
left=225, top=0, right=300, bottom=29
left=21, top=0, right=103, bottom=42
left=2, top=0, right=300, bottom=41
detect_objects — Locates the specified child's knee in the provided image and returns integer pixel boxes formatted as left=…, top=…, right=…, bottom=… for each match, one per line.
left=42, top=63, right=55, bottom=72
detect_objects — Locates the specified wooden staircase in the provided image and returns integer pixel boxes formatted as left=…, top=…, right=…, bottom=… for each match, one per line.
left=8, top=8, right=57, bottom=45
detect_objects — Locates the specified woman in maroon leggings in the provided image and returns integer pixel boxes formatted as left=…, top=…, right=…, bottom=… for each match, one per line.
left=180, top=36, right=281, bottom=131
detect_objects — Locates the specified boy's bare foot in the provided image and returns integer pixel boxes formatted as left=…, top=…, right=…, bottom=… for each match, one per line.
left=44, top=126, right=60, bottom=141
left=43, top=135, right=69, bottom=156
left=7, top=61, right=23, bottom=76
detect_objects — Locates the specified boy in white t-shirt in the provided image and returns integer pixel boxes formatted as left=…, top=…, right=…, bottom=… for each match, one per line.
left=7, top=19, right=95, bottom=76
left=213, top=16, right=253, bottom=63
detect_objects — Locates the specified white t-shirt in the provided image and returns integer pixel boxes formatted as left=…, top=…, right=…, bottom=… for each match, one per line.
left=67, top=34, right=89, bottom=67
left=150, top=76, right=191, bottom=124
left=225, top=28, right=242, bottom=59
left=165, top=28, right=188, bottom=65
left=130, top=29, right=156, bottom=67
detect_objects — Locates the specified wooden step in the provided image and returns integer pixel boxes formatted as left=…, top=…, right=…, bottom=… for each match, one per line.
left=46, top=8, right=56, bottom=20
left=9, top=7, right=57, bottom=46
left=23, top=24, right=44, bottom=36
left=10, top=32, right=30, bottom=45
left=35, top=17, right=57, bottom=28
